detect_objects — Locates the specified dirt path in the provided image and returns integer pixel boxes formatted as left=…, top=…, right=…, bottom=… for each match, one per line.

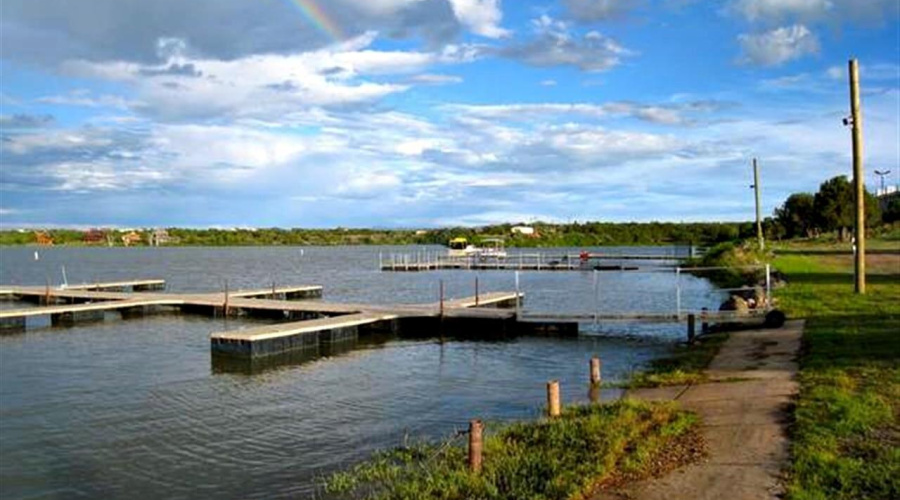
left=597, top=320, right=803, bottom=500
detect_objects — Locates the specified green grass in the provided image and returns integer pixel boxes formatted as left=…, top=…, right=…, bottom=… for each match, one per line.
left=774, top=250, right=900, bottom=500
left=628, top=332, right=729, bottom=388
left=324, top=399, right=699, bottom=500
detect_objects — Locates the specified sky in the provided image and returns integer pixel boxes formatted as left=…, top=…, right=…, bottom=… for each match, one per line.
left=0, top=0, right=898, bottom=229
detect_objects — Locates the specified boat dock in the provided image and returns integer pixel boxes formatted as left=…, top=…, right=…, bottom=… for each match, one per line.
left=0, top=277, right=766, bottom=364
left=379, top=252, right=686, bottom=272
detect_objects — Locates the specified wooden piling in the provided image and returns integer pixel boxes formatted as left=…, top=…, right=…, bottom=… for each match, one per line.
left=701, top=307, right=709, bottom=335
left=475, top=276, right=479, bottom=306
left=590, top=357, right=601, bottom=386
left=687, top=313, right=696, bottom=343
left=468, top=419, right=483, bottom=473
left=547, top=380, right=561, bottom=417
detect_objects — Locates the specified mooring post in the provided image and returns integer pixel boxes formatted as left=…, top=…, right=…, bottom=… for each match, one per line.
left=44, top=278, right=51, bottom=306
left=272, top=281, right=276, bottom=300
left=439, top=279, right=445, bottom=317
left=514, top=271, right=521, bottom=319
left=468, top=419, right=483, bottom=473
left=475, top=276, right=479, bottom=306
left=224, top=280, right=230, bottom=317
left=687, top=313, right=696, bottom=343
left=675, top=267, right=682, bottom=320
left=701, top=307, right=709, bottom=335
left=590, top=357, right=602, bottom=386
left=547, top=380, right=561, bottom=418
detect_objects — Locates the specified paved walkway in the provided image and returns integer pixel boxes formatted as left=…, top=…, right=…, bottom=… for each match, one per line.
left=598, top=320, right=803, bottom=500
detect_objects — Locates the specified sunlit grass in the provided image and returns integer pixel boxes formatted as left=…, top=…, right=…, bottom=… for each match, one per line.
left=775, top=249, right=899, bottom=500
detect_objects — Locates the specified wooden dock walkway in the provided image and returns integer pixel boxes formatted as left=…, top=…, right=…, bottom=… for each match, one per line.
left=0, top=278, right=763, bottom=364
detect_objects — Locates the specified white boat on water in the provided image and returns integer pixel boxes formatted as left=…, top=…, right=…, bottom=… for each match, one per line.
left=447, top=237, right=507, bottom=258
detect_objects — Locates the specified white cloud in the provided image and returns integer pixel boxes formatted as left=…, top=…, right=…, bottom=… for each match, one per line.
left=447, top=0, right=510, bottom=38
left=54, top=33, right=479, bottom=121
left=540, top=79, right=557, bottom=86
left=731, top=0, right=832, bottom=24
left=408, top=73, right=464, bottom=84
left=738, top=25, right=819, bottom=66
left=501, top=16, right=634, bottom=72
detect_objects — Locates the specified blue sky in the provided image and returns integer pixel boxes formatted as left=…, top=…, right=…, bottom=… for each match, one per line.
left=1, top=0, right=898, bottom=228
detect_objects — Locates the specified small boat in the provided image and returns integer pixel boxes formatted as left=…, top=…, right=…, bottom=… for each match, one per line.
left=447, top=237, right=508, bottom=258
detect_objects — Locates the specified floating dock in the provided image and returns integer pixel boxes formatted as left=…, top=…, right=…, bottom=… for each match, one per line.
left=379, top=252, right=685, bottom=272
left=0, top=278, right=763, bottom=366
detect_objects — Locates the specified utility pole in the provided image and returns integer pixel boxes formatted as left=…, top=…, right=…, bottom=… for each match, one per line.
left=751, top=158, right=764, bottom=250
left=848, top=58, right=866, bottom=294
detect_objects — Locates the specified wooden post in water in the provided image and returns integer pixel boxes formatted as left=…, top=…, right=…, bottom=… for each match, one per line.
left=468, top=419, right=483, bottom=473
left=224, top=280, right=230, bottom=317
left=687, top=313, right=696, bottom=343
left=848, top=58, right=866, bottom=294
left=547, top=380, right=561, bottom=417
left=701, top=307, right=709, bottom=335
left=590, top=357, right=602, bottom=386
left=272, top=281, right=277, bottom=300
left=475, top=276, right=479, bottom=306
left=439, top=280, right=445, bottom=317
left=44, top=278, right=51, bottom=306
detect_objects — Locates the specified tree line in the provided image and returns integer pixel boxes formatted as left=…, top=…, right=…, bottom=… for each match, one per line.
left=0, top=222, right=753, bottom=247
left=771, top=175, right=898, bottom=241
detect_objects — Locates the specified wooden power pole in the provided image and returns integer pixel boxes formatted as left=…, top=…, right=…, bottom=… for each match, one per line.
left=849, top=58, right=866, bottom=294
left=752, top=158, right=764, bottom=250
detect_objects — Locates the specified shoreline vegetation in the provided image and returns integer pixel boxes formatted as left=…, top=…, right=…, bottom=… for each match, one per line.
left=324, top=399, right=704, bottom=500
left=0, top=222, right=763, bottom=247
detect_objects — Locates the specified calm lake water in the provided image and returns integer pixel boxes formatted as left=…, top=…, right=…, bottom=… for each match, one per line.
left=0, top=246, right=724, bottom=499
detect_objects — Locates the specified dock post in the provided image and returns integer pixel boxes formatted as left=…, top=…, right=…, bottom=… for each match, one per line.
left=475, top=276, right=479, bottom=306
left=224, top=280, right=230, bottom=317
left=44, top=278, right=51, bottom=306
left=675, top=267, right=682, bottom=320
left=701, top=307, right=709, bottom=335
left=468, top=419, right=483, bottom=473
left=590, top=357, right=601, bottom=386
left=765, top=264, right=772, bottom=308
left=687, top=313, right=696, bottom=343
left=439, top=280, right=444, bottom=317
left=547, top=380, right=561, bottom=417
left=514, top=271, right=521, bottom=319
left=272, top=281, right=277, bottom=300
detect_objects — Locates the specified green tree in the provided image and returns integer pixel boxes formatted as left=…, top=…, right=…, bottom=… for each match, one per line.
left=775, top=192, right=817, bottom=238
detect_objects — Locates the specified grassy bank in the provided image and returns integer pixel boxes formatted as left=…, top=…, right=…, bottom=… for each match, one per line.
left=325, top=399, right=701, bottom=500
left=774, top=250, right=899, bottom=500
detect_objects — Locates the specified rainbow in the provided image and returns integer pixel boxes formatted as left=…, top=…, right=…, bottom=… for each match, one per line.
left=289, top=0, right=344, bottom=41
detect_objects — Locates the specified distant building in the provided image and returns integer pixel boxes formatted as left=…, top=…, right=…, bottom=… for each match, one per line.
left=121, top=231, right=143, bottom=247
left=511, top=226, right=536, bottom=237
left=83, top=229, right=107, bottom=244
left=34, top=231, right=54, bottom=246
left=148, top=228, right=173, bottom=246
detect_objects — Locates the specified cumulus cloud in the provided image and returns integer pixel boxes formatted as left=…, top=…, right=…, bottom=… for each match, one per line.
left=738, top=25, right=819, bottom=66
left=501, top=15, right=633, bottom=72
left=447, top=0, right=509, bottom=38
left=49, top=34, right=480, bottom=121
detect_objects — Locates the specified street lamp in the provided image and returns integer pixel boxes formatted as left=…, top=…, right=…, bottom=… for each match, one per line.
left=874, top=169, right=891, bottom=195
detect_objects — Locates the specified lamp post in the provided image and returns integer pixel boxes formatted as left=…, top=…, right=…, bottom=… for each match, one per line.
left=874, top=169, right=891, bottom=196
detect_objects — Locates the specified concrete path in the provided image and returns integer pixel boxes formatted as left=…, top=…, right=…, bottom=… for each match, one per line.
left=598, top=320, right=803, bottom=500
